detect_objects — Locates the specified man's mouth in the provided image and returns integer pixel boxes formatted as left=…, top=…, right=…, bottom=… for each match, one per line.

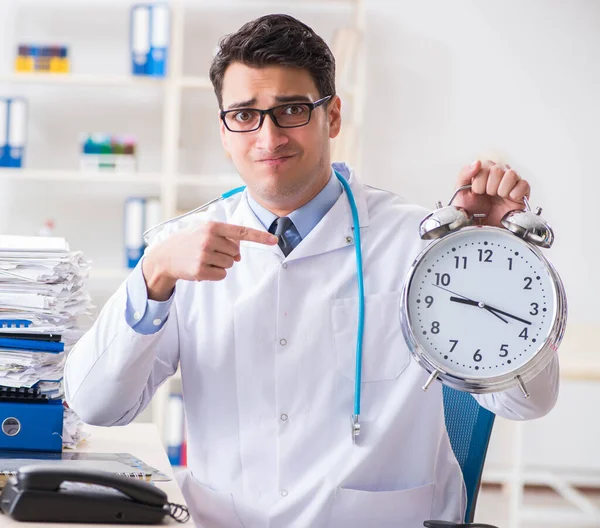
left=257, top=154, right=295, bottom=162
left=256, top=154, right=296, bottom=166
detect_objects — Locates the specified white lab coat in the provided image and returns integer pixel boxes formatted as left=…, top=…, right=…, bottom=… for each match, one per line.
left=65, top=163, right=559, bottom=527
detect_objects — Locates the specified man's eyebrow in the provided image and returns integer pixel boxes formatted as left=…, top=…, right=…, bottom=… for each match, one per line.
left=225, top=95, right=313, bottom=110
left=226, top=98, right=256, bottom=110
left=275, top=95, right=312, bottom=103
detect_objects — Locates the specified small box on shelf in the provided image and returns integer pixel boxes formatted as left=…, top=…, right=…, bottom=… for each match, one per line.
left=80, top=134, right=137, bottom=172
left=15, top=45, right=70, bottom=74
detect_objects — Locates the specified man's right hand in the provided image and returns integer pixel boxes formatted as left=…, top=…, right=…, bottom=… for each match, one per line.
left=142, top=221, right=278, bottom=301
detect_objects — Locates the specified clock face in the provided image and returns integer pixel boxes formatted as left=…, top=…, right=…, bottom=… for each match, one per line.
left=405, top=227, right=558, bottom=380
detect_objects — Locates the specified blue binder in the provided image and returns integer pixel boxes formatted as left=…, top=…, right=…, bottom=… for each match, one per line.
left=0, top=97, right=27, bottom=168
left=130, top=3, right=170, bottom=77
left=0, top=399, right=63, bottom=452
left=124, top=197, right=146, bottom=268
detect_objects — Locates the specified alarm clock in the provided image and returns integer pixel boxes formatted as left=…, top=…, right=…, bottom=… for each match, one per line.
left=400, top=184, right=567, bottom=397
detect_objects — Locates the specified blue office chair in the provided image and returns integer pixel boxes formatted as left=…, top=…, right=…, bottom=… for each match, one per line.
left=424, top=386, right=498, bottom=528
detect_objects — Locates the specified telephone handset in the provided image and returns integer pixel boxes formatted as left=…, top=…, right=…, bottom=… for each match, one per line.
left=0, top=464, right=190, bottom=524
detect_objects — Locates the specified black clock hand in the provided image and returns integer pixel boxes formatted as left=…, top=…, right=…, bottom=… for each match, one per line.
left=432, top=284, right=509, bottom=323
left=448, top=296, right=509, bottom=324
left=484, top=305, right=532, bottom=326
left=448, top=296, right=481, bottom=308
left=448, top=295, right=532, bottom=325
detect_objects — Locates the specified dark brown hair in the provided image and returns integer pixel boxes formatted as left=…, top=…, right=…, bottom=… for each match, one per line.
left=209, top=14, right=336, bottom=109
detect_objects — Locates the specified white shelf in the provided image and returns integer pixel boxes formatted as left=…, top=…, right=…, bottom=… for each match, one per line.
left=0, top=72, right=213, bottom=90
left=0, top=72, right=166, bottom=87
left=0, top=169, right=163, bottom=184
left=0, top=169, right=245, bottom=187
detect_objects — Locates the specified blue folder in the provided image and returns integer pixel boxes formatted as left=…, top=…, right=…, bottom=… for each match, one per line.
left=0, top=337, right=64, bottom=353
left=0, top=399, right=63, bottom=452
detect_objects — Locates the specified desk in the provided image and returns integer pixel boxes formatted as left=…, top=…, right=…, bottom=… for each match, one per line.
left=1, top=422, right=194, bottom=527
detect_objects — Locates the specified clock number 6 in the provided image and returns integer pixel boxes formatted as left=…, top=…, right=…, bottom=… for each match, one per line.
left=473, top=349, right=482, bottom=362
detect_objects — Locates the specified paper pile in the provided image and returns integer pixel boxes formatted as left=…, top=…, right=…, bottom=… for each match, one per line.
left=0, top=235, right=92, bottom=449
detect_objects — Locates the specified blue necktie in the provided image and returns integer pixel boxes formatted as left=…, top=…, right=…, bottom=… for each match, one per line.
left=269, top=217, right=300, bottom=257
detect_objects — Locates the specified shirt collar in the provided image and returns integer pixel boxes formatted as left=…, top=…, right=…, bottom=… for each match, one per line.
left=246, top=169, right=342, bottom=239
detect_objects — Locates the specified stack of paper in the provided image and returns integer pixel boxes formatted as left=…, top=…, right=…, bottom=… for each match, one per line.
left=0, top=235, right=92, bottom=449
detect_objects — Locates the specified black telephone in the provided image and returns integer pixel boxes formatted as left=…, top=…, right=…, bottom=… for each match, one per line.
left=0, top=464, right=189, bottom=524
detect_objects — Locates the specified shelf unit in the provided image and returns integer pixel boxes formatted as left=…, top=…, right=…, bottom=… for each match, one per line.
left=0, top=0, right=365, bottom=444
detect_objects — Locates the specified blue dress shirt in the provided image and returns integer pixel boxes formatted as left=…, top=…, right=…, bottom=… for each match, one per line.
left=126, top=170, right=342, bottom=334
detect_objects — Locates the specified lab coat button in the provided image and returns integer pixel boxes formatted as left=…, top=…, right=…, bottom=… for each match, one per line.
left=133, top=311, right=142, bottom=321
left=282, top=263, right=288, bottom=269
left=280, top=489, right=288, bottom=497
left=279, top=338, right=287, bottom=346
left=280, top=413, right=288, bottom=422
left=153, top=318, right=161, bottom=326
left=346, top=236, right=353, bottom=243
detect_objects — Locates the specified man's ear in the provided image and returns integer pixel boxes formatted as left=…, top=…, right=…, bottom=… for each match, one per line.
left=328, top=95, right=342, bottom=139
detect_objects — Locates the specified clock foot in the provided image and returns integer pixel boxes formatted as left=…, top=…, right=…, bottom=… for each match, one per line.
left=422, top=370, right=440, bottom=391
left=516, top=375, right=530, bottom=398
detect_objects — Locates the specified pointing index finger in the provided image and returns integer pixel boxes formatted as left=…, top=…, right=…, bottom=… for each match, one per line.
left=217, top=222, right=278, bottom=245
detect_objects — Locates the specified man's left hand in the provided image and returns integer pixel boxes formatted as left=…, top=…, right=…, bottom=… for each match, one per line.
left=452, top=160, right=531, bottom=227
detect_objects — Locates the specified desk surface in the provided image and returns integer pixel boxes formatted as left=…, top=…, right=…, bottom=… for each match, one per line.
left=1, top=422, right=194, bottom=527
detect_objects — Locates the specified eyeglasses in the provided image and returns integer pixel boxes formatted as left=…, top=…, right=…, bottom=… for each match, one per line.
left=220, top=95, right=332, bottom=133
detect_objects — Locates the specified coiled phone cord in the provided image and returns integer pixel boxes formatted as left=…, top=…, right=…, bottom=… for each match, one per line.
left=167, top=502, right=190, bottom=523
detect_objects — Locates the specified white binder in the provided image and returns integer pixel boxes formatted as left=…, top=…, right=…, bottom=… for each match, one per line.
left=124, top=197, right=145, bottom=268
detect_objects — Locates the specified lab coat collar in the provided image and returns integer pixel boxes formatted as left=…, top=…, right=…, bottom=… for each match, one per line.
left=229, top=162, right=370, bottom=260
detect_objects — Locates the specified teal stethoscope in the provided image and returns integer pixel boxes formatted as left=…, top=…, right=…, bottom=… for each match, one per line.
left=143, top=170, right=365, bottom=443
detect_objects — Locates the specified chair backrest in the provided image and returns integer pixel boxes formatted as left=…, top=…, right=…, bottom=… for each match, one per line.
left=442, top=386, right=495, bottom=523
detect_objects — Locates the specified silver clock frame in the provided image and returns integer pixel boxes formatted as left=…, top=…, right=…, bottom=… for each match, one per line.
left=400, top=226, right=568, bottom=396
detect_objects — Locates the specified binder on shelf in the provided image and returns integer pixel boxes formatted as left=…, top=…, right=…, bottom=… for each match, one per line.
left=0, top=399, right=63, bottom=453
left=143, top=197, right=161, bottom=247
left=164, top=392, right=184, bottom=466
left=130, top=3, right=170, bottom=77
left=124, top=197, right=146, bottom=268
left=0, top=98, right=27, bottom=168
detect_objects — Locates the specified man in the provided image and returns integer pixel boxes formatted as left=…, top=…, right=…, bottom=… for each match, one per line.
left=65, top=14, right=558, bottom=527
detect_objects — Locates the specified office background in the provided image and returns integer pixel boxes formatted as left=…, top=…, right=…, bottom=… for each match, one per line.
left=0, top=0, right=598, bottom=526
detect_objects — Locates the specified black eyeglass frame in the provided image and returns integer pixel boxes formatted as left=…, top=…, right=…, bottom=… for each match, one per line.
left=220, top=95, right=333, bottom=133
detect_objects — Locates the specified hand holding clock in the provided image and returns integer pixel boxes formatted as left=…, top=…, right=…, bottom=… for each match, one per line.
left=452, top=160, right=531, bottom=227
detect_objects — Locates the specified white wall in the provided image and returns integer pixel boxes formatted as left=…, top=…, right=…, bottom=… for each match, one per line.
left=0, top=0, right=598, bottom=469
left=361, top=0, right=600, bottom=472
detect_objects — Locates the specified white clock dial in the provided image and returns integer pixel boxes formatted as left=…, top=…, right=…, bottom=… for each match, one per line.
left=405, top=227, right=558, bottom=382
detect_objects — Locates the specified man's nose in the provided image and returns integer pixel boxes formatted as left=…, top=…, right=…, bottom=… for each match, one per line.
left=255, top=114, right=289, bottom=151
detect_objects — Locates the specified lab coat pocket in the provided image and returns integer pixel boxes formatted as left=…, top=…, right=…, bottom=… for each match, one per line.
left=332, top=292, right=410, bottom=382
left=176, top=470, right=245, bottom=528
left=329, top=482, right=435, bottom=527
